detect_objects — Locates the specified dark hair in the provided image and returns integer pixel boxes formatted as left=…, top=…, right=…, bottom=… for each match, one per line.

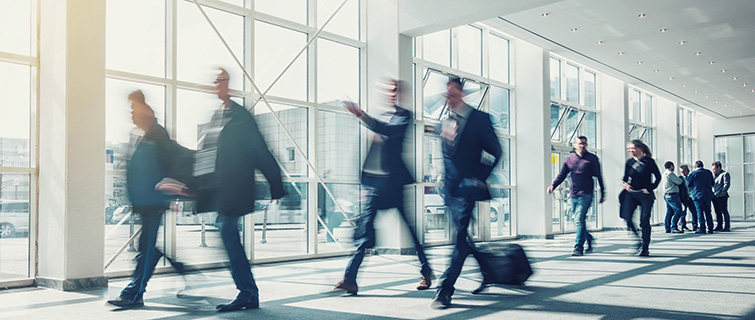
left=712, top=161, right=722, bottom=169
left=577, top=136, right=587, bottom=142
left=680, top=164, right=689, bottom=170
left=695, top=160, right=704, bottom=168
left=664, top=161, right=674, bottom=169
left=629, top=139, right=652, bottom=158
left=447, top=77, right=463, bottom=91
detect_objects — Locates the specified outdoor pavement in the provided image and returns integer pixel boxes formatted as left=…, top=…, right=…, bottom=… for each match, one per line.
left=1, top=222, right=754, bottom=319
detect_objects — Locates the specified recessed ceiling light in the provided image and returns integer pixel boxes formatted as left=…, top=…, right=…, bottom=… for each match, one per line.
left=682, top=83, right=687, bottom=87
left=695, top=51, right=701, bottom=56
left=669, top=77, right=674, bottom=80
left=733, top=76, right=738, bottom=80
left=542, top=12, right=550, bottom=17
left=715, top=99, right=719, bottom=103
left=744, top=83, right=748, bottom=87
left=638, top=13, right=647, bottom=18
left=596, top=40, right=604, bottom=44
left=660, top=28, right=668, bottom=32
left=653, top=69, right=659, bottom=73
left=751, top=89, right=755, bottom=93
left=694, top=89, right=699, bottom=93
left=732, top=108, right=736, bottom=111
left=721, top=69, right=727, bottom=73
left=618, top=51, right=625, bottom=55
left=637, top=61, right=643, bottom=65
left=741, top=112, right=743, bottom=115
left=570, top=28, right=578, bottom=32
left=679, top=40, right=687, bottom=45
left=708, top=61, right=715, bottom=64
left=705, top=95, right=710, bottom=98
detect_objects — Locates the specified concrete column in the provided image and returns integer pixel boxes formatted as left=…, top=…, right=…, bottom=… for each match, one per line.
left=366, top=0, right=418, bottom=254
left=37, top=0, right=106, bottom=290
left=598, top=75, right=628, bottom=229
left=514, top=41, right=551, bottom=238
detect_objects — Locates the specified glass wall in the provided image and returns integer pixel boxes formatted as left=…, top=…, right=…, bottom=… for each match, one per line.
left=715, top=134, right=755, bottom=220
left=0, top=0, right=36, bottom=283
left=105, top=0, right=364, bottom=273
left=679, top=107, right=696, bottom=166
left=628, top=88, right=655, bottom=151
left=415, top=26, right=514, bottom=241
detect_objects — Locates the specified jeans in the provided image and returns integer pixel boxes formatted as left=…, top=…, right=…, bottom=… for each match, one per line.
left=344, top=175, right=430, bottom=283
left=570, top=194, right=594, bottom=251
left=620, top=192, right=654, bottom=248
left=664, top=193, right=684, bottom=232
left=437, top=195, right=479, bottom=296
left=219, top=214, right=259, bottom=303
left=693, top=199, right=714, bottom=233
left=712, top=196, right=731, bottom=230
left=121, top=206, right=165, bottom=301
left=683, top=198, right=698, bottom=228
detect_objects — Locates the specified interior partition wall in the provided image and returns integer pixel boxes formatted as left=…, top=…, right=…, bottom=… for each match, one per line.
left=0, top=0, right=37, bottom=287
left=413, top=24, right=515, bottom=243
left=104, top=0, right=365, bottom=275
left=715, top=133, right=755, bottom=221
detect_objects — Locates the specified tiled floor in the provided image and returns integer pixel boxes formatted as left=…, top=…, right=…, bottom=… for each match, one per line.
left=2, top=223, right=754, bottom=319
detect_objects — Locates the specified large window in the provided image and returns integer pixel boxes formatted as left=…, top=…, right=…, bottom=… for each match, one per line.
left=105, top=0, right=364, bottom=273
left=715, top=134, right=755, bottom=220
left=415, top=25, right=514, bottom=240
left=679, top=107, right=696, bottom=165
left=0, top=0, right=36, bottom=284
left=629, top=88, right=655, bottom=151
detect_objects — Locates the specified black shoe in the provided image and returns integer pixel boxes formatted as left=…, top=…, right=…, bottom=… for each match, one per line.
left=334, top=279, right=358, bottom=295
left=585, top=237, right=595, bottom=253
left=431, top=291, right=452, bottom=309
left=695, top=230, right=706, bottom=234
left=682, top=225, right=691, bottom=231
left=638, top=248, right=649, bottom=256
left=672, top=229, right=683, bottom=233
left=722, top=228, right=731, bottom=232
left=107, top=295, right=144, bottom=309
left=665, top=230, right=671, bottom=233
left=713, top=226, right=723, bottom=231
left=692, top=226, right=699, bottom=231
left=708, top=230, right=715, bottom=234
left=571, top=249, right=584, bottom=256
left=216, top=298, right=259, bottom=312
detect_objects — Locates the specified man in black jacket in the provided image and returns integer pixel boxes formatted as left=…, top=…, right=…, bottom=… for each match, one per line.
left=196, top=68, right=285, bottom=312
left=334, top=80, right=432, bottom=295
left=433, top=77, right=502, bottom=309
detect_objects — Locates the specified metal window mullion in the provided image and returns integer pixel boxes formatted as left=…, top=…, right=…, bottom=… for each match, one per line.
left=105, top=70, right=174, bottom=87
left=187, top=0, right=249, bottom=15
left=0, top=52, right=37, bottom=66
left=568, top=111, right=586, bottom=143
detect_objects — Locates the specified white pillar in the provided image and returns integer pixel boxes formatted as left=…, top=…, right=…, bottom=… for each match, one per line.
left=37, top=0, right=106, bottom=290
left=599, top=75, right=628, bottom=229
left=514, top=41, right=552, bottom=238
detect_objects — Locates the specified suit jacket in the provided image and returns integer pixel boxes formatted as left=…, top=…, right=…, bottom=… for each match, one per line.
left=442, top=107, right=502, bottom=202
left=686, top=168, right=714, bottom=201
left=360, top=106, right=414, bottom=186
left=195, top=101, right=285, bottom=216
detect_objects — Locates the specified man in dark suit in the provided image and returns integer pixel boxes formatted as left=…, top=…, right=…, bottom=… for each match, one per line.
left=334, top=80, right=433, bottom=295
left=433, top=77, right=502, bottom=309
left=196, top=68, right=285, bottom=312
left=687, top=160, right=715, bottom=234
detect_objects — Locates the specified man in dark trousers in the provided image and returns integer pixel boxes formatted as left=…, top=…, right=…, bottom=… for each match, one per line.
left=687, top=161, right=715, bottom=234
left=432, top=77, right=502, bottom=309
left=195, top=68, right=284, bottom=312
left=711, top=161, right=731, bottom=231
left=679, top=164, right=697, bottom=231
left=107, top=90, right=191, bottom=309
left=548, top=136, right=605, bottom=256
left=334, top=80, right=433, bottom=295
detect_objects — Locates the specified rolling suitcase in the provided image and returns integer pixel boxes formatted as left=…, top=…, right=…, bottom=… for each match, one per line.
left=471, top=243, right=533, bottom=294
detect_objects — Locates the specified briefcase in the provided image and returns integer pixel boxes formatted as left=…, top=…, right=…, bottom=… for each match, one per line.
left=472, top=243, right=533, bottom=293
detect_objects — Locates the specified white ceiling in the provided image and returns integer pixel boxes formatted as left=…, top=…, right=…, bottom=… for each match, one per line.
left=481, top=0, right=755, bottom=119
left=456, top=0, right=755, bottom=119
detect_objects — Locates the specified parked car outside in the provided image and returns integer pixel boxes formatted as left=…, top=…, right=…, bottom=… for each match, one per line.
left=0, top=200, right=30, bottom=238
left=110, top=205, right=138, bottom=224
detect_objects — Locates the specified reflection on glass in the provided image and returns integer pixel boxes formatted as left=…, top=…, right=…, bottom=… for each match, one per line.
left=423, top=71, right=449, bottom=120
left=255, top=181, right=308, bottom=258
left=105, top=208, right=166, bottom=273
left=583, top=112, right=597, bottom=146
left=254, top=104, right=308, bottom=177
left=489, top=35, right=509, bottom=84
left=550, top=104, right=564, bottom=141
left=584, top=71, right=596, bottom=108
left=423, top=30, right=451, bottom=67
left=491, top=139, right=511, bottom=187
left=317, top=110, right=360, bottom=181
left=461, top=80, right=486, bottom=109
left=255, top=21, right=307, bottom=101
left=550, top=57, right=560, bottom=99
left=106, top=79, right=166, bottom=171
left=644, top=95, right=653, bottom=124
left=565, top=63, right=579, bottom=103
left=0, top=63, right=31, bottom=168
left=458, top=25, right=482, bottom=76
left=317, top=183, right=358, bottom=253
left=172, top=202, right=225, bottom=265
left=566, top=109, right=582, bottom=143
left=317, top=0, right=359, bottom=40
left=424, top=185, right=448, bottom=242
left=424, top=135, right=443, bottom=183
left=255, top=0, right=306, bottom=25
left=632, top=90, right=641, bottom=122
left=178, top=2, right=244, bottom=90
left=317, top=38, right=359, bottom=106
left=176, top=89, right=228, bottom=150
left=490, top=188, right=511, bottom=237
left=106, top=0, right=165, bottom=77
left=489, top=86, right=510, bottom=133
left=0, top=0, right=32, bottom=56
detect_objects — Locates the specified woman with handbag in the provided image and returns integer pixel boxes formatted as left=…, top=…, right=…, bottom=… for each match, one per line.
left=620, top=140, right=661, bottom=257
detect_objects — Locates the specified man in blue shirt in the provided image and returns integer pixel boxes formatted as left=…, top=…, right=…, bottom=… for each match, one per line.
left=687, top=161, right=715, bottom=234
left=548, top=136, right=605, bottom=256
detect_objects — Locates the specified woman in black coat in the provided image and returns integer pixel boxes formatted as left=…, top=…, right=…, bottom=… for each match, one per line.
left=620, top=139, right=661, bottom=256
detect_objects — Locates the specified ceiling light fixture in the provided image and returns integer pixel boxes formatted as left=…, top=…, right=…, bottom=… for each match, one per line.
left=744, top=83, right=748, bottom=87
left=542, top=12, right=550, bottom=17
left=695, top=51, right=701, bottom=56
left=653, top=69, right=659, bottom=73
left=679, top=40, right=686, bottom=45
left=715, top=100, right=719, bottom=103
left=669, top=77, right=674, bottom=80
left=618, top=51, right=625, bottom=55
left=705, top=95, right=710, bottom=98
left=638, top=13, right=646, bottom=18
left=751, top=89, right=754, bottom=93
left=733, top=76, right=738, bottom=80
left=708, top=61, right=715, bottom=64
left=660, top=28, right=668, bottom=32
left=596, top=40, right=604, bottom=44
left=721, top=69, right=727, bottom=73
left=741, top=112, right=743, bottom=115
left=682, top=83, right=687, bottom=87
left=637, top=61, right=643, bottom=65
left=571, top=28, right=578, bottom=32
left=694, top=89, right=698, bottom=93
